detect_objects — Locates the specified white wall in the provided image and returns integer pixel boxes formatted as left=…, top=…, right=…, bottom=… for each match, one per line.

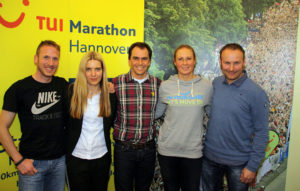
left=285, top=11, right=300, bottom=191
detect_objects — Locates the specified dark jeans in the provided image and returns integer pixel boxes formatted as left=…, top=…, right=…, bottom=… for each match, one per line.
left=114, top=141, right=156, bottom=191
left=202, top=156, right=248, bottom=191
left=158, top=153, right=202, bottom=191
left=66, top=153, right=111, bottom=191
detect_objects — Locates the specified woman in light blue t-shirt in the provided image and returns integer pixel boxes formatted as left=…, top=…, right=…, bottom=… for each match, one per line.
left=155, top=45, right=212, bottom=191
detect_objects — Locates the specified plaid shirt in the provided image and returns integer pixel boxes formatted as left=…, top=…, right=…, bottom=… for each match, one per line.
left=113, top=72, right=161, bottom=144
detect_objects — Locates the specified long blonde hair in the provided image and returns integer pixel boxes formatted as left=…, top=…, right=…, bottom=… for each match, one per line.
left=70, top=51, right=111, bottom=119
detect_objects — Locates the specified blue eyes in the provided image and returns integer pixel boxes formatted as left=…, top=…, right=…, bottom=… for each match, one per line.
left=43, top=56, right=58, bottom=61
left=178, top=57, right=192, bottom=61
left=86, top=68, right=101, bottom=71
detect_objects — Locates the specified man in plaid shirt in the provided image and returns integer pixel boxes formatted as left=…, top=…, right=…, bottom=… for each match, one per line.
left=112, top=42, right=161, bottom=191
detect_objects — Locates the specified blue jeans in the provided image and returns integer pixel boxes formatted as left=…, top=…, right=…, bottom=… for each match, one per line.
left=114, top=141, right=156, bottom=191
left=18, top=155, right=66, bottom=191
left=158, top=153, right=202, bottom=191
left=202, top=156, right=248, bottom=191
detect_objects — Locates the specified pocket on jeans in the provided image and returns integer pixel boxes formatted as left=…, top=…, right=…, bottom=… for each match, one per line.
left=114, top=142, right=130, bottom=152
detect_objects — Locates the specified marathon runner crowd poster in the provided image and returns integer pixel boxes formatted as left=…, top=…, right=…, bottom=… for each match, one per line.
left=145, top=0, right=299, bottom=190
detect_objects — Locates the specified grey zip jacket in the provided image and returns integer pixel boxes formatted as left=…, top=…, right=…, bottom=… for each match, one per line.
left=155, top=74, right=213, bottom=158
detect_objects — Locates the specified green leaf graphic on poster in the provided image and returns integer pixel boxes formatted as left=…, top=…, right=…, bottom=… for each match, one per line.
left=265, top=130, right=279, bottom=159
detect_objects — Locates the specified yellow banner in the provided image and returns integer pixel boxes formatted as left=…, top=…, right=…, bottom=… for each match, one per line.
left=0, top=0, right=144, bottom=190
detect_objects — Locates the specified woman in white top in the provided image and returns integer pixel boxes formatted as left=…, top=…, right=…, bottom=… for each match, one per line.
left=66, top=51, right=115, bottom=191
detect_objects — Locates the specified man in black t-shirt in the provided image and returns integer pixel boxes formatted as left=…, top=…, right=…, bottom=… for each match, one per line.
left=0, top=40, right=68, bottom=191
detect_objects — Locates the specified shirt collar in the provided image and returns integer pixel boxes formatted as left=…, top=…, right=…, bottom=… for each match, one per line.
left=125, top=70, right=150, bottom=83
left=222, top=70, right=247, bottom=87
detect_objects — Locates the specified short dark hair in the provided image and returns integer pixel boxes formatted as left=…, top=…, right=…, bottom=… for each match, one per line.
left=128, top=42, right=152, bottom=60
left=173, top=44, right=196, bottom=61
left=219, top=43, right=245, bottom=60
left=36, top=40, right=60, bottom=56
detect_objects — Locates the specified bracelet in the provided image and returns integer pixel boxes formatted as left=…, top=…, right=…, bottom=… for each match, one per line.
left=15, top=157, right=25, bottom=166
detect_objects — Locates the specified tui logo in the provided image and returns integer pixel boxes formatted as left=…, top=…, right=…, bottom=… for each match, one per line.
left=0, top=0, right=29, bottom=28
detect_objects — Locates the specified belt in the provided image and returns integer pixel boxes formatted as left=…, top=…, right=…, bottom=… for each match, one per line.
left=115, top=140, right=155, bottom=150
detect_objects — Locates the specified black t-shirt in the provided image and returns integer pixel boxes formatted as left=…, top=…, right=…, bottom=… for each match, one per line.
left=3, top=76, right=68, bottom=159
